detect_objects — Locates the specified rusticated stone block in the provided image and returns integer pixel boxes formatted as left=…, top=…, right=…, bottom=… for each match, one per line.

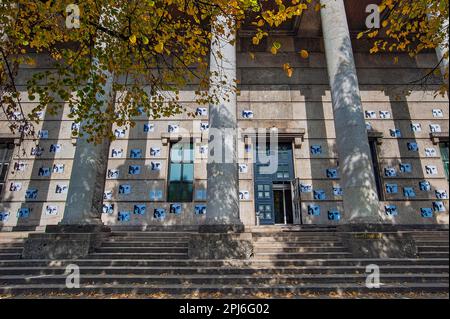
left=22, top=226, right=110, bottom=259
left=188, top=233, right=253, bottom=259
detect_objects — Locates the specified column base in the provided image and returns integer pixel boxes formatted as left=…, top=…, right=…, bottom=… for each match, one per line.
left=46, top=224, right=110, bottom=233
left=337, top=223, right=417, bottom=258
left=188, top=232, right=253, bottom=260
left=198, top=223, right=245, bottom=233
left=22, top=224, right=110, bottom=260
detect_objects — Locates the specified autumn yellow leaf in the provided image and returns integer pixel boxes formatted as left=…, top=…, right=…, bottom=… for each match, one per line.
left=283, top=63, right=293, bottom=77
left=271, top=41, right=281, bottom=55
left=129, top=34, right=137, bottom=45
left=155, top=42, right=164, bottom=53
left=299, top=49, right=309, bottom=59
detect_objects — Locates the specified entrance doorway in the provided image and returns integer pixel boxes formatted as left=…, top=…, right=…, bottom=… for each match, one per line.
left=273, top=183, right=293, bottom=224
left=254, top=142, right=295, bottom=225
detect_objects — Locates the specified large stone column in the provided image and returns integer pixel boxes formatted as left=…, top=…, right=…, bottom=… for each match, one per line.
left=320, top=0, right=381, bottom=224
left=435, top=34, right=449, bottom=85
left=204, top=15, right=242, bottom=232
left=191, top=16, right=251, bottom=257
left=430, top=15, right=448, bottom=85
left=60, top=69, right=113, bottom=228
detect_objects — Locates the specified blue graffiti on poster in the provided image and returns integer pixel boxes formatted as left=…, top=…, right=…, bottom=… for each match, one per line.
left=384, top=205, right=398, bottom=216
left=170, top=203, right=182, bottom=215
left=420, top=208, right=433, bottom=218
left=130, top=149, right=142, bottom=159
left=134, top=204, right=146, bottom=215
left=118, top=211, right=131, bottom=222
left=195, top=205, right=206, bottom=215
left=17, top=208, right=30, bottom=218
left=313, top=190, right=326, bottom=200
left=154, top=208, right=166, bottom=220
left=307, top=204, right=320, bottom=216
left=328, top=210, right=341, bottom=221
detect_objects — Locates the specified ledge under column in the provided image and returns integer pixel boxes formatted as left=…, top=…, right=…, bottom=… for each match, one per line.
left=22, top=224, right=110, bottom=260
left=188, top=231, right=253, bottom=260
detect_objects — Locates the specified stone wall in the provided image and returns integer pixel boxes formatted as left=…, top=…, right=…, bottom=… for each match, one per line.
left=0, top=35, right=448, bottom=230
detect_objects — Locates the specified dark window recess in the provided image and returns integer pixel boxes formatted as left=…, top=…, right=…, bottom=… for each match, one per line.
left=0, top=141, right=14, bottom=199
left=167, top=142, right=194, bottom=202
left=369, top=139, right=384, bottom=200
left=440, top=142, right=449, bottom=181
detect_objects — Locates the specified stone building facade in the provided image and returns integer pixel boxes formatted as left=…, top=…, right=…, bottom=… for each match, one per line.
left=0, top=0, right=449, bottom=231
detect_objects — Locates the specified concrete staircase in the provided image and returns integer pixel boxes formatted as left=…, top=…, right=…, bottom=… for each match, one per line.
left=0, top=232, right=29, bottom=261
left=0, top=228, right=448, bottom=298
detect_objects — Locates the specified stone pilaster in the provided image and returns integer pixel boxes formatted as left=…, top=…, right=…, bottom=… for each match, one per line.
left=320, top=0, right=381, bottom=224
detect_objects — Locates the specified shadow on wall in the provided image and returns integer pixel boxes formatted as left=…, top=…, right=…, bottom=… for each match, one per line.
left=0, top=171, right=14, bottom=230
left=110, top=112, right=151, bottom=228
left=14, top=97, right=65, bottom=231
left=301, top=86, right=340, bottom=225
left=384, top=88, right=443, bottom=224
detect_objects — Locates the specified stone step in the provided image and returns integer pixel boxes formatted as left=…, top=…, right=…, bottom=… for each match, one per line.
left=410, top=232, right=449, bottom=236
left=0, top=232, right=32, bottom=239
left=110, top=232, right=193, bottom=238
left=95, top=247, right=188, bottom=254
left=417, top=246, right=449, bottom=253
left=254, top=241, right=344, bottom=248
left=253, top=247, right=348, bottom=253
left=254, top=239, right=343, bottom=244
left=413, top=239, right=449, bottom=243
left=104, top=237, right=189, bottom=243
left=1, top=283, right=448, bottom=296
left=0, top=254, right=22, bottom=260
left=413, top=234, right=449, bottom=237
left=0, top=248, right=23, bottom=254
left=101, top=242, right=189, bottom=248
left=247, top=226, right=337, bottom=232
left=86, top=253, right=190, bottom=260
left=417, top=252, right=449, bottom=258
left=0, top=242, right=23, bottom=249
left=413, top=235, right=450, bottom=238
left=253, top=252, right=353, bottom=259
left=1, top=273, right=448, bottom=286
left=0, top=258, right=447, bottom=268
left=0, top=265, right=447, bottom=276
left=252, top=234, right=340, bottom=239
left=0, top=239, right=25, bottom=244
left=414, top=241, right=450, bottom=245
